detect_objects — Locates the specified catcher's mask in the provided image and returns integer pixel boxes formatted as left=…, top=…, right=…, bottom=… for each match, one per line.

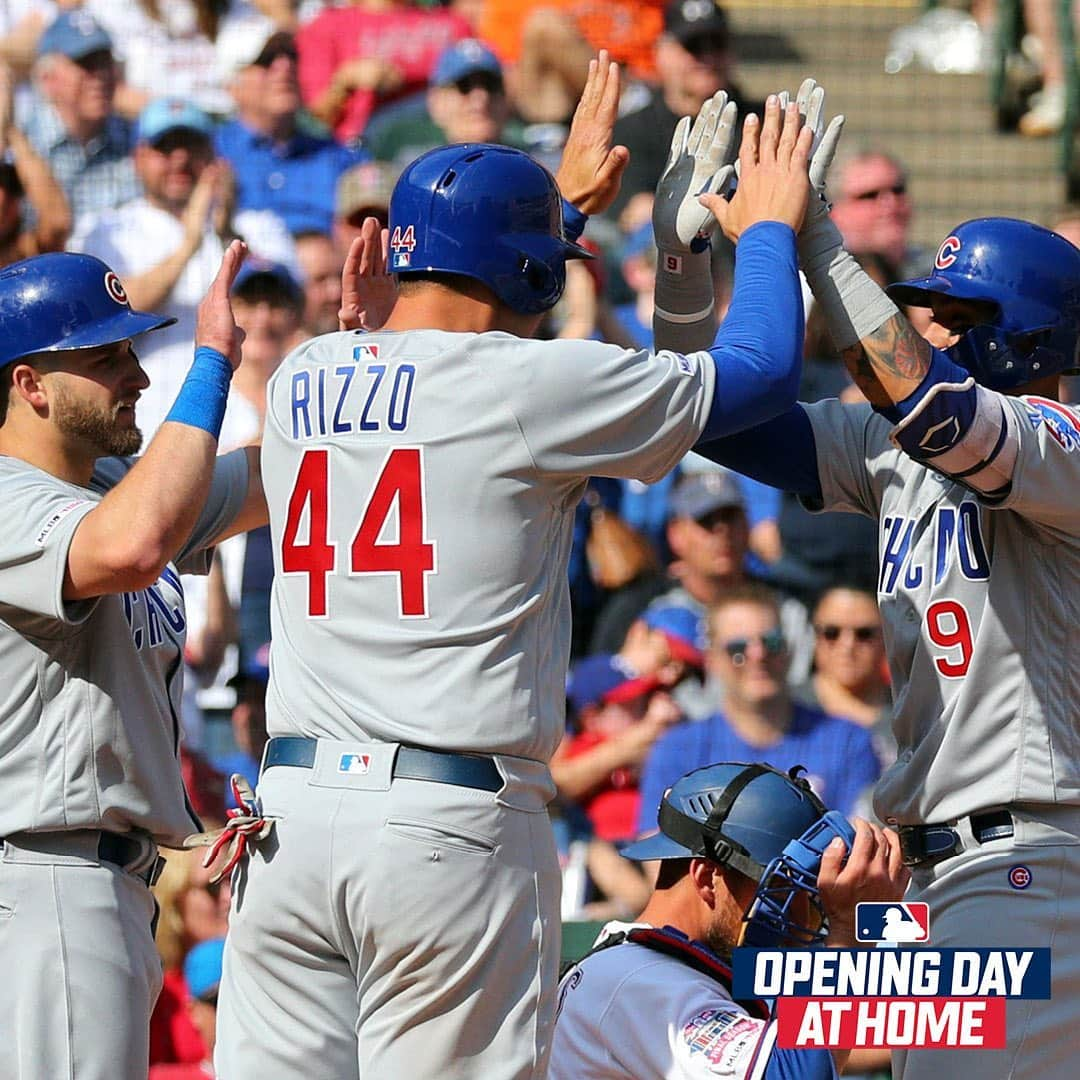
left=621, top=762, right=854, bottom=948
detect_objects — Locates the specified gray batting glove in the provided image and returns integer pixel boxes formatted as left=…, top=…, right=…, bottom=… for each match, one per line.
left=653, top=89, right=738, bottom=256
left=785, top=78, right=845, bottom=229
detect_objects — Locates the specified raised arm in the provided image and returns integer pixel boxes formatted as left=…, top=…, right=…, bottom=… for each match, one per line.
left=686, top=95, right=814, bottom=439
left=65, top=242, right=248, bottom=599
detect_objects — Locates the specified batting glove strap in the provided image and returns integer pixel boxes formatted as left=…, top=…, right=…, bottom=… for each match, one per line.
left=654, top=246, right=717, bottom=354
left=184, top=774, right=276, bottom=884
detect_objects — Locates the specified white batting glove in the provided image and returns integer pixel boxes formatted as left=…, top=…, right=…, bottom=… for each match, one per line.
left=785, top=78, right=845, bottom=233
left=653, top=89, right=738, bottom=257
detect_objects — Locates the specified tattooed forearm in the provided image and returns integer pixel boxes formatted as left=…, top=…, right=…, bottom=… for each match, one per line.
left=840, top=314, right=932, bottom=407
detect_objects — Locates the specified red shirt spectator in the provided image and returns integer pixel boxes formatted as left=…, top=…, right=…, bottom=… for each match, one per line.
left=150, top=968, right=208, bottom=1068
left=297, top=1, right=470, bottom=142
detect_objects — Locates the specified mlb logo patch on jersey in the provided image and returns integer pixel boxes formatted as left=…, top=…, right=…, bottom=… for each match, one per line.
left=676, top=354, right=697, bottom=377
left=355, top=342, right=380, bottom=362
left=856, top=902, right=929, bottom=943
left=1024, top=397, right=1080, bottom=452
left=338, top=753, right=372, bottom=775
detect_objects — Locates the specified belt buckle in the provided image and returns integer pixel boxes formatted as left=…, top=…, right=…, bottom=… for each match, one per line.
left=898, top=824, right=962, bottom=868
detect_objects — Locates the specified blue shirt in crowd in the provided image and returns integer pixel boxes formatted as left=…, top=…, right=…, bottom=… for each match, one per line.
left=636, top=703, right=881, bottom=833
left=215, top=120, right=368, bottom=235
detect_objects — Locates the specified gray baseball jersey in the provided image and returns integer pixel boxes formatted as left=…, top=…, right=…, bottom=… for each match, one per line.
left=804, top=394, right=1080, bottom=825
left=261, top=329, right=715, bottom=761
left=0, top=449, right=250, bottom=846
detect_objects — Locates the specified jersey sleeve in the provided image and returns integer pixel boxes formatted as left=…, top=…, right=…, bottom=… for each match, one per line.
left=172, top=448, right=251, bottom=573
left=799, top=400, right=885, bottom=518
left=979, top=395, right=1080, bottom=536
left=489, top=337, right=716, bottom=484
left=0, top=470, right=98, bottom=623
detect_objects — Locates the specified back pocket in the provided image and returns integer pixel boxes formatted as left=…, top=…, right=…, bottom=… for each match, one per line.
left=384, top=817, right=496, bottom=856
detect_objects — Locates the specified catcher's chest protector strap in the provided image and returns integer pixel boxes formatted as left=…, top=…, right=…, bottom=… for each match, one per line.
left=584, top=926, right=771, bottom=1022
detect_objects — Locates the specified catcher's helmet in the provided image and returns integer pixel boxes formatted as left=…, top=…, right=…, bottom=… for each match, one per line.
left=887, top=217, right=1080, bottom=391
left=623, top=761, right=853, bottom=947
left=387, top=143, right=593, bottom=315
left=0, top=252, right=175, bottom=370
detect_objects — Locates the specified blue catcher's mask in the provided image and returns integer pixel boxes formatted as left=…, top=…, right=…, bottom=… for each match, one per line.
left=888, top=217, right=1080, bottom=392
left=741, top=810, right=856, bottom=948
left=622, top=762, right=851, bottom=948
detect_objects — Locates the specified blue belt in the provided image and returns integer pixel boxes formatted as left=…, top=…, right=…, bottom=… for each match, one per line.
left=262, top=736, right=503, bottom=793
left=1, top=830, right=165, bottom=886
left=898, top=810, right=1015, bottom=868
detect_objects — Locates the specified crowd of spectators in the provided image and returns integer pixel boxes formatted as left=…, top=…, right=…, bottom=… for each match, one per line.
left=0, top=1, right=1075, bottom=1074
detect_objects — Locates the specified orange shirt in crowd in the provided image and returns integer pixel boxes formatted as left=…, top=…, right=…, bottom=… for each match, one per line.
left=479, top=0, right=664, bottom=80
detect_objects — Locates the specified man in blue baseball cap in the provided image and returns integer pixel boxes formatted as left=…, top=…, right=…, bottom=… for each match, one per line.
left=26, top=9, right=139, bottom=232
left=0, top=239, right=268, bottom=1080
left=367, top=38, right=524, bottom=168
left=551, top=761, right=907, bottom=1079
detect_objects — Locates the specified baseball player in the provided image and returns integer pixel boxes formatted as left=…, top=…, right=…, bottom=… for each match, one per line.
left=696, top=79, right=1080, bottom=1079
left=551, top=762, right=908, bottom=1079
left=0, top=242, right=266, bottom=1079
left=214, top=61, right=817, bottom=1079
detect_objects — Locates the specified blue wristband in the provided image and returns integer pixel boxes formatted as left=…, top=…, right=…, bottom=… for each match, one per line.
left=165, top=346, right=233, bottom=437
left=562, top=199, right=588, bottom=243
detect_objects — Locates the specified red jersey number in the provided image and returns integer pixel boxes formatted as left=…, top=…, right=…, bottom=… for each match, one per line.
left=926, top=599, right=973, bottom=678
left=281, top=448, right=436, bottom=619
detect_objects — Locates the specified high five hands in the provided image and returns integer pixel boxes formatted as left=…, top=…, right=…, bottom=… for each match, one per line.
left=699, top=94, right=814, bottom=242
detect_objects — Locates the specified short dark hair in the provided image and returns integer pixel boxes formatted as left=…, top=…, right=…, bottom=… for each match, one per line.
left=654, top=858, right=692, bottom=890
left=0, top=367, right=11, bottom=425
left=232, top=274, right=303, bottom=316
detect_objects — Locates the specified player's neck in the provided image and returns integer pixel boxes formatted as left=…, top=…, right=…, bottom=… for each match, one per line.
left=383, top=288, right=503, bottom=335
left=0, top=418, right=97, bottom=486
left=1008, top=374, right=1061, bottom=400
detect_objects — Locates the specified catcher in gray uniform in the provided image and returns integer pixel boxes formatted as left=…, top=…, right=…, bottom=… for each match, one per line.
left=697, top=79, right=1080, bottom=1080
left=0, top=242, right=266, bottom=1079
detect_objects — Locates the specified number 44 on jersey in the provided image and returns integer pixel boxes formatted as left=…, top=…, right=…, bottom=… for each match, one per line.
left=281, top=447, right=437, bottom=619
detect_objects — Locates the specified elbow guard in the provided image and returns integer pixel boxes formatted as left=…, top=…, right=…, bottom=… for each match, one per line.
left=890, top=378, right=1018, bottom=495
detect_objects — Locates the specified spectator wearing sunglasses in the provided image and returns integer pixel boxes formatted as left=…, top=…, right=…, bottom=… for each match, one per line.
left=215, top=25, right=368, bottom=237
left=26, top=11, right=140, bottom=239
left=366, top=39, right=527, bottom=171
left=828, top=147, right=930, bottom=281
left=796, top=587, right=897, bottom=809
left=637, top=584, right=880, bottom=834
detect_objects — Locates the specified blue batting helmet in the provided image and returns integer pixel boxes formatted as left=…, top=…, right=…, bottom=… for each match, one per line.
left=623, top=761, right=853, bottom=947
left=0, top=253, right=175, bottom=370
left=887, top=217, right=1080, bottom=391
left=386, top=143, right=592, bottom=315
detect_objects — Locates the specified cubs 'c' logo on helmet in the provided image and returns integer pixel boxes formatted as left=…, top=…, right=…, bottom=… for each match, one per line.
left=104, top=271, right=129, bottom=306
left=935, top=235, right=961, bottom=270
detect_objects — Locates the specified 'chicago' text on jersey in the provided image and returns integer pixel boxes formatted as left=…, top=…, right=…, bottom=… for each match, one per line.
left=879, top=501, right=991, bottom=596
left=122, top=565, right=186, bottom=650
left=290, top=345, right=417, bottom=440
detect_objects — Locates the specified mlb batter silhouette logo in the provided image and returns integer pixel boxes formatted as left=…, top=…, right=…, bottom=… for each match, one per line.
left=856, top=902, right=930, bottom=943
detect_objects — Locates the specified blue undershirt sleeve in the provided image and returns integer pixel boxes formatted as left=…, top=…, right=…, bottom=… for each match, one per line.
left=695, top=405, right=823, bottom=499
left=698, top=221, right=804, bottom=441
